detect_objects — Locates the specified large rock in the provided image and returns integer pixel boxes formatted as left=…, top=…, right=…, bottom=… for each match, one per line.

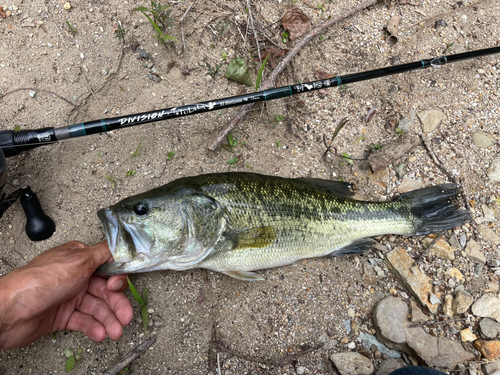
left=418, top=110, right=446, bottom=133
left=385, top=247, right=440, bottom=313
left=397, top=177, right=424, bottom=194
left=472, top=131, right=496, bottom=148
left=488, top=159, right=500, bottom=183
left=478, top=225, right=500, bottom=246
left=475, top=340, right=500, bottom=360
left=373, top=297, right=475, bottom=368
left=428, top=239, right=455, bottom=260
left=330, top=352, right=374, bottom=375
left=453, top=291, right=474, bottom=314
left=466, top=239, right=486, bottom=263
left=410, top=300, right=429, bottom=323
left=472, top=294, right=500, bottom=322
left=483, top=359, right=500, bottom=375
left=480, top=318, right=500, bottom=339
left=376, top=359, right=404, bottom=375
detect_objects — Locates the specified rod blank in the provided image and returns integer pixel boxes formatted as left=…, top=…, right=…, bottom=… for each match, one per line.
left=1, top=46, right=499, bottom=157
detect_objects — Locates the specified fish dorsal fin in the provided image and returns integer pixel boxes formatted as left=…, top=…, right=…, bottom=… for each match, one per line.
left=223, top=270, right=265, bottom=281
left=229, top=227, right=277, bottom=250
left=295, top=178, right=354, bottom=199
left=327, top=238, right=376, bottom=257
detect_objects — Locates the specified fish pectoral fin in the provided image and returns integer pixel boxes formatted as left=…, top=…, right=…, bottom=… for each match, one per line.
left=223, top=270, right=265, bottom=281
left=327, top=238, right=377, bottom=257
left=228, top=227, right=276, bottom=250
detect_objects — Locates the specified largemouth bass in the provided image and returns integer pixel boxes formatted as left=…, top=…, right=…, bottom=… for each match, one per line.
left=96, top=173, right=470, bottom=280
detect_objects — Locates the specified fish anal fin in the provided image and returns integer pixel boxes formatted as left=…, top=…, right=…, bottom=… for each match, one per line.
left=230, top=227, right=276, bottom=250
left=328, top=238, right=377, bottom=257
left=223, top=270, right=265, bottom=281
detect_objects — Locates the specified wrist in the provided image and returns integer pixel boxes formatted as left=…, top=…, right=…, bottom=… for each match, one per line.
left=0, top=272, right=15, bottom=350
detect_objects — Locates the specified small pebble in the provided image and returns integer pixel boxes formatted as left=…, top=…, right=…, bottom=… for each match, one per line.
left=296, top=366, right=306, bottom=375
left=347, top=341, right=356, bottom=349
left=63, top=2, right=71, bottom=10
left=459, top=233, right=467, bottom=248
left=29, top=90, right=36, bottom=98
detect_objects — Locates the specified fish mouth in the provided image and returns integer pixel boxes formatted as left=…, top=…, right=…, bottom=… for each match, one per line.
left=97, top=207, right=156, bottom=275
left=97, top=208, right=119, bottom=258
left=97, top=207, right=136, bottom=265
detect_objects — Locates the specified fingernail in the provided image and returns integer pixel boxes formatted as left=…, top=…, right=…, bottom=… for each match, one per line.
left=112, top=280, right=123, bottom=291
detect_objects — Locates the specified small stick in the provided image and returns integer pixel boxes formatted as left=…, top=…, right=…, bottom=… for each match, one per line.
left=246, top=0, right=262, bottom=63
left=419, top=133, right=455, bottom=182
left=0, top=87, right=94, bottom=121
left=408, top=317, right=467, bottom=328
left=82, top=74, right=104, bottom=114
left=217, top=352, right=222, bottom=375
left=208, top=0, right=379, bottom=151
left=322, top=117, right=349, bottom=158
left=103, top=335, right=158, bottom=375
left=179, top=0, right=198, bottom=52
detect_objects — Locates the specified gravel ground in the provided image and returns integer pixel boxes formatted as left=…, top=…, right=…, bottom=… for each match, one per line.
left=0, top=0, right=499, bottom=374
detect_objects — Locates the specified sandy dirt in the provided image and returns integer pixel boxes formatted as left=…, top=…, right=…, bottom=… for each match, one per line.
left=0, top=0, right=499, bottom=374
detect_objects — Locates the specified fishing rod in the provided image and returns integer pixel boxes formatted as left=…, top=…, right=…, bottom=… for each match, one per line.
left=1, top=46, right=499, bottom=158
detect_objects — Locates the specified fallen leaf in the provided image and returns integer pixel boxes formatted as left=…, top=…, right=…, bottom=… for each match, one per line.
left=315, top=70, right=334, bottom=80
left=0, top=7, right=5, bottom=19
left=282, top=6, right=311, bottom=40
left=268, top=48, right=289, bottom=57
left=368, top=134, right=421, bottom=172
left=365, top=107, right=377, bottom=123
left=196, top=289, right=205, bottom=303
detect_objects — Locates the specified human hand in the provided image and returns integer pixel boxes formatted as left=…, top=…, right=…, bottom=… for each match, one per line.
left=0, top=241, right=133, bottom=350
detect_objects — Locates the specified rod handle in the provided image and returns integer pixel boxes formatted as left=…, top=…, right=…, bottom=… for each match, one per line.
left=0, top=128, right=56, bottom=157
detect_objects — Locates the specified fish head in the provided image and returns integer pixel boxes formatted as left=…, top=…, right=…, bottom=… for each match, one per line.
left=97, top=191, right=188, bottom=274
left=96, top=186, right=223, bottom=275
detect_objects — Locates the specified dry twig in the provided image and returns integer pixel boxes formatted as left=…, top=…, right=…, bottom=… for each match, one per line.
left=246, top=0, right=262, bottom=63
left=180, top=0, right=199, bottom=52
left=419, top=133, right=455, bottom=182
left=208, top=0, right=380, bottom=151
left=103, top=335, right=157, bottom=375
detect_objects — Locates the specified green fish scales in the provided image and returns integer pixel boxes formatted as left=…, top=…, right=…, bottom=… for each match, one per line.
left=97, top=173, right=470, bottom=280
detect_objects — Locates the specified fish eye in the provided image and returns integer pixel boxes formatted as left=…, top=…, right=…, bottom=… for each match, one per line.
left=133, top=202, right=149, bottom=216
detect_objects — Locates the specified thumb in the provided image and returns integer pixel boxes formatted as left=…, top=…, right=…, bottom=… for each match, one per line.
left=86, top=240, right=113, bottom=272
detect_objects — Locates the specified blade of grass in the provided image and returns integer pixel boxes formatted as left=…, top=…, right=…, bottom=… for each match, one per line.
left=127, top=276, right=144, bottom=305
left=141, top=305, right=148, bottom=333
left=255, top=53, right=269, bottom=90
left=142, top=287, right=148, bottom=306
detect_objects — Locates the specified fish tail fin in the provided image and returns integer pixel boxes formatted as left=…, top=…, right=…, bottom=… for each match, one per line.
left=399, top=184, right=471, bottom=236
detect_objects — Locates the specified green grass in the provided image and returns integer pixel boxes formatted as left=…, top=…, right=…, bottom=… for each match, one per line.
left=205, top=61, right=223, bottom=78
left=66, top=20, right=77, bottom=34
left=131, top=138, right=143, bottom=158
left=255, top=53, right=269, bottom=90
left=126, top=170, right=136, bottom=176
left=167, top=151, right=175, bottom=160
left=127, top=277, right=149, bottom=334
left=227, top=157, right=238, bottom=164
left=227, top=133, right=238, bottom=147
left=102, top=174, right=116, bottom=189
left=134, top=1, right=177, bottom=46
left=64, top=348, right=82, bottom=372
left=114, top=21, right=128, bottom=41
left=282, top=31, right=290, bottom=44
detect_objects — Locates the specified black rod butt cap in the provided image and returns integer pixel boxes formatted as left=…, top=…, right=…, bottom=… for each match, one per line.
left=20, top=187, right=56, bottom=241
